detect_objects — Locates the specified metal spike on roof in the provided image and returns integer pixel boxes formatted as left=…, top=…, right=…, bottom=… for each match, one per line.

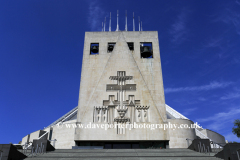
left=116, top=10, right=119, bottom=31
left=125, top=10, right=128, bottom=31
left=109, top=12, right=111, bottom=31
left=133, top=12, right=135, bottom=31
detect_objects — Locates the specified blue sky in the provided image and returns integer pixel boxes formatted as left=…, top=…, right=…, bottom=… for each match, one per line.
left=0, top=0, right=240, bottom=144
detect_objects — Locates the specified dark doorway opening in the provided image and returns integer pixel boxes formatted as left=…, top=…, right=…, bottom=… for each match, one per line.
left=75, top=141, right=168, bottom=149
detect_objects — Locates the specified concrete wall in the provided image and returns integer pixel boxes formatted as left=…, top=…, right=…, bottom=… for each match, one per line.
left=168, top=119, right=196, bottom=148
left=21, top=129, right=47, bottom=146
left=75, top=31, right=169, bottom=141
left=200, top=129, right=226, bottom=144
left=51, top=120, right=76, bottom=149
left=28, top=130, right=40, bottom=143
left=43, top=127, right=51, bottom=140
left=28, top=130, right=47, bottom=142
left=21, top=134, right=29, bottom=146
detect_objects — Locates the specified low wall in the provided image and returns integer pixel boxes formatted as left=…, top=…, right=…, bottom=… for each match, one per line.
left=50, top=120, right=76, bottom=149
left=200, top=129, right=225, bottom=144
left=21, top=134, right=29, bottom=146
left=168, top=119, right=196, bottom=148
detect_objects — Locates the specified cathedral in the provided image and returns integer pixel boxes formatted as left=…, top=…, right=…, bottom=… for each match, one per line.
left=21, top=9, right=227, bottom=149
left=21, top=30, right=226, bottom=149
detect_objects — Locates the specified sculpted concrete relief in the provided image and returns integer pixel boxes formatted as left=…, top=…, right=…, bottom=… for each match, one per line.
left=93, top=71, right=150, bottom=134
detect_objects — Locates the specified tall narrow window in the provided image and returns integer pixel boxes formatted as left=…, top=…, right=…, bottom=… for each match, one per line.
left=90, top=43, right=99, bottom=55
left=49, top=128, right=53, bottom=140
left=140, top=42, right=153, bottom=58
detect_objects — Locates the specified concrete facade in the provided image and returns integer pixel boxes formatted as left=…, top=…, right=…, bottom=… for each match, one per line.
left=74, top=31, right=169, bottom=142
left=20, top=31, right=226, bottom=149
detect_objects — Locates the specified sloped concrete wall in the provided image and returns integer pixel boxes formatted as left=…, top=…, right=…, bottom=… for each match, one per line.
left=200, top=129, right=226, bottom=144
left=21, top=134, right=29, bottom=146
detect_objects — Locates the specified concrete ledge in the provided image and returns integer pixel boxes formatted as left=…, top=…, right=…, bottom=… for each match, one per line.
left=72, top=146, right=104, bottom=149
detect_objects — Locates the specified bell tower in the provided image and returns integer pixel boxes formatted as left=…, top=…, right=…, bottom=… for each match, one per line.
left=74, top=31, right=169, bottom=148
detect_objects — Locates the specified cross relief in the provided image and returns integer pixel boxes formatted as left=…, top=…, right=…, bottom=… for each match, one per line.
left=93, top=71, right=150, bottom=134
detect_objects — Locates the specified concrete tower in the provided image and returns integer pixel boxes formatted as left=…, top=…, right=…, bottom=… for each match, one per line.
left=74, top=31, right=170, bottom=148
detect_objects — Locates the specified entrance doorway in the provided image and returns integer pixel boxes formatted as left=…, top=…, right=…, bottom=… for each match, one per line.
left=75, top=141, right=168, bottom=149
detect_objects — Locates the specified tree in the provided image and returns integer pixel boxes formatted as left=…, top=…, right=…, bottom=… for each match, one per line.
left=232, top=119, right=240, bottom=138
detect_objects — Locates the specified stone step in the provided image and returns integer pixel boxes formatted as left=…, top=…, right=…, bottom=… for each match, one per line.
left=26, top=157, right=221, bottom=160
left=24, top=149, right=221, bottom=160
left=28, top=152, right=214, bottom=157
left=51, top=149, right=204, bottom=153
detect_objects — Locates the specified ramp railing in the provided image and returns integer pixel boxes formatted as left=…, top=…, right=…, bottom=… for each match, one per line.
left=31, top=142, right=45, bottom=157
left=210, top=141, right=225, bottom=153
left=198, top=141, right=210, bottom=155
left=186, top=139, right=211, bottom=155
left=22, top=131, right=49, bottom=156
left=186, top=138, right=226, bottom=155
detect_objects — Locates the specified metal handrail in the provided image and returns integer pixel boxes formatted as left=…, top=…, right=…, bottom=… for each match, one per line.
left=166, top=105, right=188, bottom=119
left=186, top=138, right=224, bottom=154
left=195, top=129, right=225, bottom=150
left=38, top=131, right=49, bottom=140
left=210, top=141, right=225, bottom=147
left=23, top=131, right=49, bottom=154
left=210, top=141, right=225, bottom=153
left=24, top=142, right=33, bottom=150
left=207, top=146, right=210, bottom=155
left=46, top=106, right=78, bottom=128
left=31, top=142, right=45, bottom=157
left=195, top=129, right=208, bottom=139
left=198, top=142, right=209, bottom=154
left=22, top=142, right=33, bottom=155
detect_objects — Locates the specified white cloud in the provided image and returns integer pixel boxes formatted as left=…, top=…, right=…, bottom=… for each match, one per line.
left=182, top=107, right=197, bottom=116
left=202, top=36, right=230, bottom=60
left=204, top=37, right=223, bottom=48
left=221, top=92, right=240, bottom=100
left=214, top=8, right=240, bottom=35
left=236, top=0, right=240, bottom=5
left=197, top=107, right=240, bottom=132
left=165, top=81, right=232, bottom=93
left=87, top=0, right=106, bottom=31
left=198, top=97, right=207, bottom=101
left=233, top=58, right=240, bottom=64
left=197, top=108, right=240, bottom=122
left=170, top=10, right=188, bottom=44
